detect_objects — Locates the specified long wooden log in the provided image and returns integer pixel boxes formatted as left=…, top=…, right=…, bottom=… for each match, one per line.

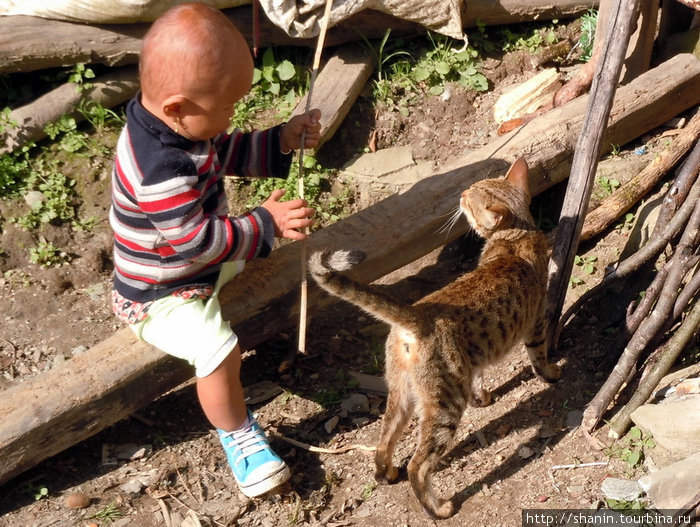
left=0, top=0, right=599, bottom=74
left=1, top=65, right=138, bottom=154
left=0, top=53, right=698, bottom=486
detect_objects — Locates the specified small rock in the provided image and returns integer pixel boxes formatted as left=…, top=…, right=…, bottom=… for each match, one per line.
left=24, top=190, right=46, bottom=209
left=352, top=417, right=370, bottom=427
left=324, top=416, right=339, bottom=434
left=601, top=477, right=643, bottom=502
left=538, top=425, right=559, bottom=439
left=565, top=410, right=584, bottom=428
left=65, top=491, right=91, bottom=509
left=537, top=495, right=549, bottom=503
left=119, top=478, right=144, bottom=494
left=518, top=446, right=535, bottom=459
left=495, top=424, right=511, bottom=438
left=341, top=393, right=369, bottom=414
left=631, top=397, right=700, bottom=456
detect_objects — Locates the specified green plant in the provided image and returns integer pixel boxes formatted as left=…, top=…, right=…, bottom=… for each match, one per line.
left=44, top=114, right=89, bottom=153
left=574, top=254, right=597, bottom=275
left=411, top=32, right=488, bottom=94
left=598, top=175, right=621, bottom=196
left=27, top=483, right=49, bottom=501
left=606, top=426, right=655, bottom=470
left=0, top=147, right=31, bottom=197
left=77, top=98, right=124, bottom=131
left=0, top=106, right=16, bottom=134
left=361, top=481, right=377, bottom=500
left=579, top=9, right=598, bottom=62
left=87, top=500, right=124, bottom=522
left=500, top=23, right=558, bottom=53
left=29, top=236, right=69, bottom=267
left=14, top=160, right=78, bottom=229
left=68, top=62, right=96, bottom=93
left=233, top=47, right=305, bottom=127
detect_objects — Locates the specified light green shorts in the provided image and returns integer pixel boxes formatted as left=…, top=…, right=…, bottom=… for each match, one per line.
left=130, top=260, right=246, bottom=378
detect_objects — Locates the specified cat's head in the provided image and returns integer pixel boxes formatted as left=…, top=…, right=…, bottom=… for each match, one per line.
left=460, top=157, right=535, bottom=237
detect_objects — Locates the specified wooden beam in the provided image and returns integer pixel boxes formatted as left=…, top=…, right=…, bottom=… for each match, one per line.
left=545, top=0, right=642, bottom=353
left=0, top=53, right=698, bottom=486
left=290, top=45, right=374, bottom=150
left=0, top=0, right=600, bottom=74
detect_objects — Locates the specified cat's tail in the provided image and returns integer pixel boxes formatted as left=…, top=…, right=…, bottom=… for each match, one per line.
left=309, top=250, right=423, bottom=334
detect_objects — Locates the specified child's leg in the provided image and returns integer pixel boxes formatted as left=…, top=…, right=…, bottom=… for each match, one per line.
left=196, top=344, right=247, bottom=431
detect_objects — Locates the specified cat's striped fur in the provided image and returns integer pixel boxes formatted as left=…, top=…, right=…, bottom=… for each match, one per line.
left=308, top=157, right=560, bottom=518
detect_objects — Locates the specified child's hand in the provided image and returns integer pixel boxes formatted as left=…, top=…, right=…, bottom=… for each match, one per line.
left=261, top=189, right=315, bottom=241
left=279, top=109, right=322, bottom=153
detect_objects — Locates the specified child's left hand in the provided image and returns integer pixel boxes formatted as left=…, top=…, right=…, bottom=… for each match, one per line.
left=279, top=109, right=322, bottom=153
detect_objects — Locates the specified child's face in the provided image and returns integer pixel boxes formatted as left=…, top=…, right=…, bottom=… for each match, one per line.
left=179, top=73, right=251, bottom=141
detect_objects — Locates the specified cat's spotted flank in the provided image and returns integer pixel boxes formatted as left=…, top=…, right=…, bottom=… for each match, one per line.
left=309, top=157, right=560, bottom=518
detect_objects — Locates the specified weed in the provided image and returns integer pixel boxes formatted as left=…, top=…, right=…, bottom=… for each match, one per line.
left=578, top=9, right=598, bottom=62
left=68, top=63, right=96, bottom=93
left=500, top=22, right=559, bottom=53
left=574, top=254, right=597, bottom=275
left=412, top=32, right=488, bottom=95
left=615, top=212, right=635, bottom=231
left=27, top=483, right=49, bottom=501
left=605, top=426, right=655, bottom=470
left=610, top=144, right=621, bottom=156
left=29, top=236, right=69, bottom=267
left=0, top=106, right=16, bottom=133
left=87, top=500, right=124, bottom=522
left=44, top=115, right=89, bottom=154
left=13, top=160, right=78, bottom=229
left=0, top=147, right=31, bottom=197
left=361, top=481, right=377, bottom=500
left=78, top=98, right=124, bottom=131
left=598, top=175, right=621, bottom=196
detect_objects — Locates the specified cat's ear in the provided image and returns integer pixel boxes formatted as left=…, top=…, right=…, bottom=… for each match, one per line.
left=483, top=204, right=512, bottom=229
left=505, top=157, right=531, bottom=201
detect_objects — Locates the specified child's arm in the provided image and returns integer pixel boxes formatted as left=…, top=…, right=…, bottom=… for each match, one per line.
left=216, top=110, right=321, bottom=178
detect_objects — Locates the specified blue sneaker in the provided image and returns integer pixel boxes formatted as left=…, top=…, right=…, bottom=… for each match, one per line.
left=217, top=410, right=290, bottom=497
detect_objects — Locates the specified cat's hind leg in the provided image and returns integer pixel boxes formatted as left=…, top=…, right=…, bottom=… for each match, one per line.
left=375, top=380, right=413, bottom=483
left=468, top=368, right=492, bottom=407
left=525, top=322, right=560, bottom=382
left=407, top=396, right=462, bottom=518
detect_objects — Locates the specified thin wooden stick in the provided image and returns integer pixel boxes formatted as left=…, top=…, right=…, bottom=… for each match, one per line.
left=298, top=0, right=333, bottom=355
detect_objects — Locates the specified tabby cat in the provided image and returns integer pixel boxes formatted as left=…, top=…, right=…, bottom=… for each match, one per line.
left=308, top=157, right=560, bottom=518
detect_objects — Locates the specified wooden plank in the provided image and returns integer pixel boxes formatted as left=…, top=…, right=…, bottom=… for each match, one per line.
left=0, top=53, right=698, bottom=486
left=290, top=45, right=374, bottom=150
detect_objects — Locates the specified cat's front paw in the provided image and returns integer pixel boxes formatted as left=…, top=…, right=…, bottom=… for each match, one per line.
left=375, top=464, right=399, bottom=484
left=468, top=388, right=492, bottom=407
left=538, top=363, right=561, bottom=383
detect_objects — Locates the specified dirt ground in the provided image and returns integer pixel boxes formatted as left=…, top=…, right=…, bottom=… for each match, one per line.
left=0, top=21, right=693, bottom=527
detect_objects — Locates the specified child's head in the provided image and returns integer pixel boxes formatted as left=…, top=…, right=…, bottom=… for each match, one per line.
left=139, top=2, right=254, bottom=140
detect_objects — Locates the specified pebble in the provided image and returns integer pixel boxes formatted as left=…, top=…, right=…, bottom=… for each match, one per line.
left=518, top=446, right=535, bottom=459
left=565, top=409, right=584, bottom=428
left=324, top=416, right=339, bottom=434
left=65, top=492, right=91, bottom=509
left=340, top=393, right=369, bottom=414
left=537, top=495, right=549, bottom=503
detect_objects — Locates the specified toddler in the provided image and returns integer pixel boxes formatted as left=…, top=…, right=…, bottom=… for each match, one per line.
left=110, top=2, right=321, bottom=498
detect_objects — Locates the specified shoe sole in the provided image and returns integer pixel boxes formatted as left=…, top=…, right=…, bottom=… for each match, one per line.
left=238, top=463, right=291, bottom=498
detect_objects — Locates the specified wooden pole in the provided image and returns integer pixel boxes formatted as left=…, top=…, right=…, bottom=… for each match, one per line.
left=544, top=0, right=641, bottom=353
left=297, top=0, right=333, bottom=355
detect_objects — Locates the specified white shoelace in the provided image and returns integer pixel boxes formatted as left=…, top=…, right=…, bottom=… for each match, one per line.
left=222, top=425, right=270, bottom=466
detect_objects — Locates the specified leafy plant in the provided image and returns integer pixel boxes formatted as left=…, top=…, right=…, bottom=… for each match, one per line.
left=44, top=114, right=89, bottom=153
left=14, top=161, right=78, bottom=229
left=77, top=98, right=124, bottom=131
left=412, top=32, right=488, bottom=94
left=29, top=236, right=69, bottom=267
left=68, top=62, right=96, bottom=93
left=598, top=175, right=621, bottom=196
left=500, top=23, right=558, bottom=53
left=579, top=9, right=598, bottom=62
left=361, top=481, right=377, bottom=500
left=27, top=483, right=49, bottom=501
left=606, top=426, right=655, bottom=470
left=574, top=254, right=597, bottom=275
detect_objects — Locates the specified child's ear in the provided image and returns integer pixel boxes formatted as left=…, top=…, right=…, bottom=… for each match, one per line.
left=162, top=95, right=187, bottom=119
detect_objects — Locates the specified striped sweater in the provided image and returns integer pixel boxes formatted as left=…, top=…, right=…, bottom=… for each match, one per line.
left=110, top=96, right=292, bottom=303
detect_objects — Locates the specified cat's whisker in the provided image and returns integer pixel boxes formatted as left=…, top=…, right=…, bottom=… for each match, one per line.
left=437, top=206, right=465, bottom=236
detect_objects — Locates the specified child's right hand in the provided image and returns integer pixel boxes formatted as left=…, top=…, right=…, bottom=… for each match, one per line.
left=261, top=189, right=315, bottom=241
